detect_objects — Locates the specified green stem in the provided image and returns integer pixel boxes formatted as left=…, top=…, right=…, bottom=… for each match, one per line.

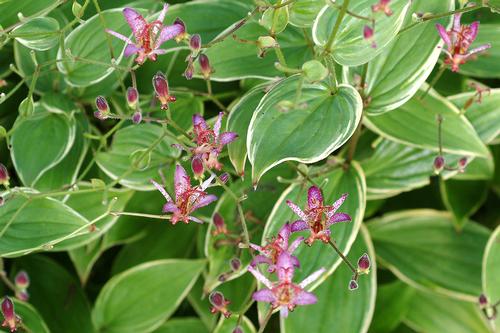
left=323, top=0, right=351, bottom=55
left=328, top=239, right=357, bottom=274
left=257, top=308, right=274, bottom=333
left=204, top=7, right=260, bottom=48
left=422, top=65, right=446, bottom=100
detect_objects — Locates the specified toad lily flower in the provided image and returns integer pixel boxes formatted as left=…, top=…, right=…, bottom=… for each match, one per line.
left=286, top=186, right=351, bottom=245
left=106, top=4, right=184, bottom=64
left=436, top=14, right=491, bottom=72
left=249, top=252, right=325, bottom=317
left=151, top=165, right=217, bottom=224
left=249, top=223, right=303, bottom=273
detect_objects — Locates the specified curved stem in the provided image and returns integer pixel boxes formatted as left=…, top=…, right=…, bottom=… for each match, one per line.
left=323, top=0, right=351, bottom=55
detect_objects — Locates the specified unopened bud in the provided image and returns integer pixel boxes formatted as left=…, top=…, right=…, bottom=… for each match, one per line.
left=230, top=258, right=241, bottom=271
left=126, top=87, right=139, bottom=109
left=152, top=72, right=176, bottom=110
left=1, top=297, right=20, bottom=332
left=14, top=271, right=29, bottom=289
left=219, top=173, right=229, bottom=184
left=479, top=294, right=488, bottom=308
left=433, top=156, right=445, bottom=174
left=233, top=326, right=243, bottom=333
left=302, top=60, right=328, bottom=83
left=189, top=34, right=201, bottom=53
left=458, top=157, right=468, bottom=171
left=184, top=61, right=194, bottom=80
left=0, top=163, right=9, bottom=187
left=132, top=111, right=142, bottom=124
left=363, top=25, right=376, bottom=48
left=212, top=212, right=228, bottom=236
left=357, top=253, right=370, bottom=274
left=95, top=95, right=109, bottom=113
left=257, top=36, right=278, bottom=57
left=191, top=156, right=204, bottom=177
left=349, top=279, right=358, bottom=291
left=15, top=290, right=29, bottom=302
left=94, top=111, right=108, bottom=120
left=209, top=291, right=231, bottom=318
left=198, top=54, right=212, bottom=79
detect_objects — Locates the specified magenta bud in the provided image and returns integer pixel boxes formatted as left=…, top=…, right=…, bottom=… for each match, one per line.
left=95, top=95, right=109, bottom=113
left=213, top=213, right=224, bottom=228
left=357, top=253, right=371, bottom=273
left=14, top=271, right=29, bottom=289
left=184, top=61, right=194, bottom=80
left=219, top=173, right=229, bottom=184
left=132, top=111, right=142, bottom=124
left=126, top=87, right=139, bottom=109
left=363, top=25, right=374, bottom=39
left=479, top=294, right=488, bottom=308
left=153, top=72, right=175, bottom=110
left=191, top=156, right=204, bottom=177
left=233, top=327, right=243, bottom=333
left=209, top=291, right=225, bottom=307
left=198, top=54, right=211, bottom=79
left=458, top=157, right=468, bottom=170
left=15, top=290, right=29, bottom=302
left=433, top=156, right=445, bottom=174
left=0, top=163, right=9, bottom=186
left=349, top=279, right=358, bottom=291
left=230, top=258, right=241, bottom=271
left=190, top=34, right=201, bottom=53
left=218, top=274, right=227, bottom=282
left=1, top=296, right=19, bottom=332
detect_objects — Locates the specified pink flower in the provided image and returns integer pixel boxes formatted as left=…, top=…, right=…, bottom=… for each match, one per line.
left=106, top=4, right=184, bottom=64
left=248, top=252, right=325, bottom=317
left=151, top=165, right=217, bottom=224
left=436, top=14, right=491, bottom=72
left=249, top=223, right=303, bottom=273
left=371, top=0, right=393, bottom=16
left=286, top=186, right=351, bottom=245
left=1, top=297, right=21, bottom=332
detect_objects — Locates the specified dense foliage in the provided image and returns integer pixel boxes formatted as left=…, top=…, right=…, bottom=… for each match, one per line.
left=0, top=0, right=499, bottom=332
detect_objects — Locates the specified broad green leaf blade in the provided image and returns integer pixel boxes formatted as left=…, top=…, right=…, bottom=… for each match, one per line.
left=213, top=316, right=256, bottom=333
left=13, top=255, right=95, bottom=333
left=448, top=88, right=500, bottom=144
left=69, top=238, right=105, bottom=285
left=263, top=162, right=366, bottom=284
left=10, top=299, right=50, bottom=333
left=369, top=281, right=415, bottom=333
left=10, top=17, right=59, bottom=51
left=364, top=88, right=489, bottom=158
left=92, top=259, right=205, bottom=333
left=403, top=287, right=491, bottom=333
left=288, top=0, right=323, bottom=28
left=355, top=0, right=454, bottom=114
left=10, top=106, right=75, bottom=186
left=312, top=1, right=410, bottom=66
left=0, top=0, right=58, bottom=27
left=367, top=209, right=490, bottom=301
left=458, top=24, right=500, bottom=78
left=200, top=22, right=312, bottom=81
left=282, top=226, right=376, bottom=333
left=247, top=75, right=362, bottom=184
left=227, top=84, right=267, bottom=176
left=96, top=123, right=180, bottom=190
left=482, top=225, right=500, bottom=331
left=0, top=193, right=90, bottom=257
left=439, top=179, right=488, bottom=230
left=153, top=318, right=208, bottom=333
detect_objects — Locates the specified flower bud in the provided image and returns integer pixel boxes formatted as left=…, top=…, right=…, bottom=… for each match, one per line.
left=212, top=212, right=228, bottom=236
left=256, top=36, right=278, bottom=57
left=348, top=279, right=358, bottom=291
left=302, top=60, right=328, bottom=83
left=14, top=271, right=29, bottom=289
left=184, top=61, right=194, bottom=80
left=458, top=157, right=468, bottom=171
left=191, top=156, right=204, bottom=177
left=479, top=294, right=488, bottom=309
left=363, top=25, right=376, bottom=48
left=189, top=34, right=201, bottom=54
left=230, top=258, right=241, bottom=271
left=219, top=173, right=229, bottom=184
left=94, top=111, right=108, bottom=120
left=357, top=253, right=370, bottom=274
left=173, top=18, right=187, bottom=42
left=152, top=72, right=176, bottom=110
left=198, top=54, right=212, bottom=80
left=233, top=326, right=243, bottom=333
left=1, top=297, right=20, bottom=332
left=132, top=111, right=142, bottom=124
left=95, top=95, right=109, bottom=113
left=126, top=87, right=139, bottom=109
left=433, top=156, right=445, bottom=174
left=0, top=163, right=10, bottom=187
left=209, top=291, right=231, bottom=318
left=15, top=290, right=29, bottom=302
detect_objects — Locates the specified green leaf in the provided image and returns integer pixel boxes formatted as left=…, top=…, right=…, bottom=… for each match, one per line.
left=153, top=318, right=208, bottom=333
left=247, top=75, right=362, bottom=184
left=263, top=162, right=366, bottom=284
left=10, top=299, right=50, bottom=333
left=0, top=0, right=58, bottom=27
left=260, top=6, right=289, bottom=34
left=364, top=88, right=489, bottom=158
left=439, top=179, right=488, bottom=230
left=96, top=123, right=180, bottom=190
left=312, top=0, right=410, bottom=66
left=13, top=255, right=95, bottom=333
left=68, top=238, right=105, bottom=285
left=282, top=226, right=376, bottom=333
left=350, top=0, right=454, bottom=114
left=213, top=316, right=256, bottom=333
left=482, top=225, right=500, bottom=331
left=452, top=154, right=495, bottom=181
left=227, top=84, right=267, bottom=176
left=10, top=17, right=59, bottom=51
left=367, top=209, right=490, bottom=301
left=0, top=193, right=90, bottom=257
left=448, top=88, right=500, bottom=144
left=369, top=281, right=415, bottom=333
left=288, top=0, right=323, bottom=28
left=458, top=23, right=500, bottom=78
left=10, top=105, right=76, bottom=186
left=92, top=259, right=205, bottom=333
left=403, top=287, right=491, bottom=333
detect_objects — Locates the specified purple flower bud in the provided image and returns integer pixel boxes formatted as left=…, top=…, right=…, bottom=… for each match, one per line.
left=218, top=274, right=227, bottom=282
left=433, top=156, right=445, bottom=174
left=94, top=111, right=108, bottom=121
left=126, top=87, right=139, bottom=109
left=191, top=156, right=204, bottom=177
left=357, top=253, right=370, bottom=274
left=213, top=213, right=225, bottom=229
left=95, top=95, right=109, bottom=113
left=209, top=291, right=225, bottom=307
left=230, top=258, right=241, bottom=271
left=363, top=26, right=376, bottom=48
left=458, top=157, right=468, bottom=170
left=233, top=326, right=243, bottom=333
left=14, top=271, right=29, bottom=289
left=198, top=54, right=211, bottom=79
left=132, top=111, right=142, bottom=124
left=15, top=290, right=29, bottom=302
left=349, top=279, right=358, bottom=291
left=479, top=294, right=488, bottom=308
left=0, top=163, right=9, bottom=186
left=219, top=173, right=229, bottom=184
left=190, top=34, right=201, bottom=53
left=153, top=72, right=176, bottom=110
left=1, top=297, right=19, bottom=332
left=184, top=61, right=194, bottom=80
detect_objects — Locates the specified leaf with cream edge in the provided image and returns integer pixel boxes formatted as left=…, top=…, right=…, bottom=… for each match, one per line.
left=0, top=0, right=59, bottom=27
left=367, top=209, right=490, bottom=301
left=312, top=0, right=410, bottom=66
left=345, top=0, right=454, bottom=114
left=92, top=259, right=205, bottom=333
left=247, top=75, right=362, bottom=185
left=288, top=0, right=324, bottom=28
left=448, top=88, right=500, bottom=144
left=227, top=84, right=267, bottom=176
left=482, top=225, right=500, bottom=331
left=364, top=87, right=489, bottom=158
left=282, top=226, right=376, bottom=333
left=10, top=17, right=60, bottom=51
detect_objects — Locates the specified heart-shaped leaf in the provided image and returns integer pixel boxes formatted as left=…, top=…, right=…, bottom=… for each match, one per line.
left=482, top=225, right=500, bottom=331
left=92, top=259, right=205, bottom=333
left=247, top=75, right=362, bottom=184
left=364, top=88, right=489, bottom=158
left=10, top=17, right=59, bottom=51
left=367, top=209, right=490, bottom=301
left=281, top=226, right=376, bottom=333
left=312, top=0, right=410, bottom=66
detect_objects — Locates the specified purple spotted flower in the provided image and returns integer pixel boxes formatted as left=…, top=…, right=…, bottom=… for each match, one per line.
left=436, top=14, right=491, bottom=72
left=151, top=164, right=217, bottom=224
left=248, top=252, right=325, bottom=317
left=106, top=4, right=184, bottom=64
left=286, top=186, right=351, bottom=245
left=249, top=223, right=303, bottom=273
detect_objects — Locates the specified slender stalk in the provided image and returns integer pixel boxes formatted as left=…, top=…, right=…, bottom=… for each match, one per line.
left=329, top=1, right=373, bottom=22
left=0, top=270, right=17, bottom=292
left=323, top=0, right=351, bottom=55
left=204, top=7, right=260, bottom=48
left=328, top=239, right=357, bottom=274
left=110, top=211, right=171, bottom=221
left=422, top=65, right=446, bottom=100
left=257, top=308, right=274, bottom=333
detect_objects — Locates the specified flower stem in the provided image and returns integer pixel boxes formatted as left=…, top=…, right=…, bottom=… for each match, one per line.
left=204, top=7, right=260, bottom=48
left=0, top=270, right=16, bottom=292
left=328, top=1, right=373, bottom=22
left=345, top=114, right=363, bottom=167
left=257, top=308, right=274, bottom=333
left=110, top=211, right=171, bottom=221
left=421, top=65, right=446, bottom=100
left=328, top=239, right=357, bottom=274
left=323, top=0, right=351, bottom=55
